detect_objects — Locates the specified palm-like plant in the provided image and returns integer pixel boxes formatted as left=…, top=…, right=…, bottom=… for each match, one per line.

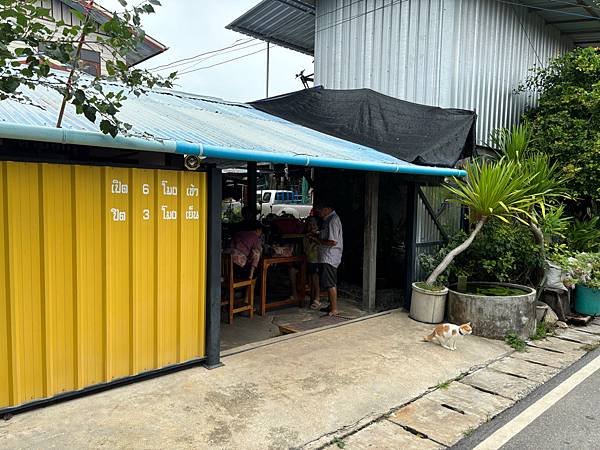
left=425, top=159, right=538, bottom=285
left=495, top=124, right=570, bottom=258
left=491, top=124, right=532, bottom=160
left=423, top=124, right=569, bottom=288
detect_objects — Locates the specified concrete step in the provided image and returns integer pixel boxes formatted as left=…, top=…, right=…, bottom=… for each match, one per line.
left=511, top=345, right=580, bottom=369
left=574, top=323, right=600, bottom=335
left=527, top=336, right=587, bottom=356
left=389, top=397, right=481, bottom=447
left=336, top=419, right=442, bottom=450
left=426, top=381, right=513, bottom=420
left=488, top=356, right=560, bottom=383
left=460, top=368, right=539, bottom=401
left=555, top=328, right=600, bottom=345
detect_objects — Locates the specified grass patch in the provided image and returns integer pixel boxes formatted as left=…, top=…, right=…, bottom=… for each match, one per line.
left=463, top=427, right=475, bottom=437
left=414, top=281, right=446, bottom=292
left=581, top=342, right=600, bottom=352
left=436, top=380, right=451, bottom=389
left=530, top=322, right=556, bottom=341
left=333, top=437, right=346, bottom=449
left=505, top=332, right=527, bottom=352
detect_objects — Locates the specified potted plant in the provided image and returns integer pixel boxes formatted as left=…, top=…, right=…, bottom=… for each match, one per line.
left=411, top=124, right=569, bottom=325
left=559, top=252, right=600, bottom=316
left=410, top=158, right=538, bottom=323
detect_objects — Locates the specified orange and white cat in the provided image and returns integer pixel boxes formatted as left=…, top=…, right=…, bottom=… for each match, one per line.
left=423, top=323, right=472, bottom=351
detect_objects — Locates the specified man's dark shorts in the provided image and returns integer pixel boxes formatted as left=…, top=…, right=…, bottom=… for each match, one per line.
left=307, top=262, right=319, bottom=275
left=320, top=263, right=337, bottom=289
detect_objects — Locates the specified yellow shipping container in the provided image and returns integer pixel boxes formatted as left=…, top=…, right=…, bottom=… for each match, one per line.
left=0, top=161, right=207, bottom=410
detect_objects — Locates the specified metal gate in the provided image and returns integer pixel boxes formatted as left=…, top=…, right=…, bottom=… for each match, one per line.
left=415, top=186, right=462, bottom=280
left=0, top=161, right=207, bottom=411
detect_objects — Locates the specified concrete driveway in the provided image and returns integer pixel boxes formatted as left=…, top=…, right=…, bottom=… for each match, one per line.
left=0, top=311, right=509, bottom=449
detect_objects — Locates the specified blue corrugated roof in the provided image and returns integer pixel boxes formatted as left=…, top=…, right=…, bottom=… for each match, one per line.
left=0, top=81, right=464, bottom=176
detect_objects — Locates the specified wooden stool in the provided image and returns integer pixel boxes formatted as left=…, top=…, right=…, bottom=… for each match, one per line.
left=221, top=253, right=255, bottom=323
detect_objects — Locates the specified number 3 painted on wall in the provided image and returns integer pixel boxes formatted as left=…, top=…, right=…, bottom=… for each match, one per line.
left=143, top=209, right=150, bottom=220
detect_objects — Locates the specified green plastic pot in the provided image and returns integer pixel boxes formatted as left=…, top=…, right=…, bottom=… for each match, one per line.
left=574, top=285, right=600, bottom=316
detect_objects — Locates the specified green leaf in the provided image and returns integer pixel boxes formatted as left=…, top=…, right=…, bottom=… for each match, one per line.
left=16, top=13, right=27, bottom=27
left=0, top=76, right=20, bottom=94
left=39, top=63, right=50, bottom=77
left=34, top=7, right=51, bottom=17
left=73, top=89, right=86, bottom=105
left=71, top=9, right=86, bottom=22
left=82, top=105, right=97, bottom=122
left=99, top=119, right=112, bottom=134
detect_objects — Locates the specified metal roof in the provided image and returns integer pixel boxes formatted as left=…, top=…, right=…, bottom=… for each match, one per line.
left=226, top=0, right=315, bottom=55
left=60, top=0, right=167, bottom=65
left=519, top=0, right=600, bottom=47
left=229, top=0, right=600, bottom=52
left=0, top=81, right=464, bottom=177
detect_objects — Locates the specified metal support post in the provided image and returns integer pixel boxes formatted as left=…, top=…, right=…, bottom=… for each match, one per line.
left=247, top=161, right=257, bottom=218
left=204, top=165, right=223, bottom=369
left=403, top=182, right=418, bottom=310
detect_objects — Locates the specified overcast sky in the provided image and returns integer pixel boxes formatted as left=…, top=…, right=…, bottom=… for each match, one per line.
left=100, top=0, right=314, bottom=102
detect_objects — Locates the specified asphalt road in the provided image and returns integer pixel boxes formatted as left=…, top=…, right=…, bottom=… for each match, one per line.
left=454, top=347, right=600, bottom=450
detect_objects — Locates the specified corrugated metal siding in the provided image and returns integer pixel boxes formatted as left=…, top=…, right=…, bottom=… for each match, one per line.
left=314, top=0, right=573, bottom=145
left=414, top=186, right=462, bottom=280
left=0, top=161, right=207, bottom=410
left=226, top=0, right=316, bottom=55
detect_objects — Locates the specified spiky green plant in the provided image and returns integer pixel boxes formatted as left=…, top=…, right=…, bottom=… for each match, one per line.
left=422, top=125, right=570, bottom=288
left=491, top=125, right=570, bottom=259
left=425, top=159, right=537, bottom=285
left=491, top=124, right=532, bottom=160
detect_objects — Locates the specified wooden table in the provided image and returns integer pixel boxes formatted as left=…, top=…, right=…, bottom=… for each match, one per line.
left=259, top=255, right=306, bottom=316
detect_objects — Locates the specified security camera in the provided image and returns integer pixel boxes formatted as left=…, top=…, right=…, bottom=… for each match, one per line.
left=184, top=154, right=202, bottom=171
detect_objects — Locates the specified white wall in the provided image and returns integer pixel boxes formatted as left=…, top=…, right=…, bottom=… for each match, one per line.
left=41, top=0, right=122, bottom=75
left=314, top=0, right=572, bottom=145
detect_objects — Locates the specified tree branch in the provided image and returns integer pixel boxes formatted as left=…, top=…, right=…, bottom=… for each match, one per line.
left=426, top=218, right=487, bottom=285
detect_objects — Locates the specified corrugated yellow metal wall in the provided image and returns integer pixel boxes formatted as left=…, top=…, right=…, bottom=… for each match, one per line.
left=0, top=161, right=207, bottom=410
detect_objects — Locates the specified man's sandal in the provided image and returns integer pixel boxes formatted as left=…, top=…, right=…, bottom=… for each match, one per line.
left=309, top=301, right=322, bottom=310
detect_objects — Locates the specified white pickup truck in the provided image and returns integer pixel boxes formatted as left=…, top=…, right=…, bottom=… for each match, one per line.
left=257, top=190, right=312, bottom=218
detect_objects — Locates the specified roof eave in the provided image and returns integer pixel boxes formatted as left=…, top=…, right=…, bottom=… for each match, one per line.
left=0, top=122, right=465, bottom=177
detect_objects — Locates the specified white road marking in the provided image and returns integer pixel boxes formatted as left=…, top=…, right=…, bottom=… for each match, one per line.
left=473, top=353, right=600, bottom=450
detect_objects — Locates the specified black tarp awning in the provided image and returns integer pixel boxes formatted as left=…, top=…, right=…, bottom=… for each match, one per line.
left=250, top=87, right=476, bottom=168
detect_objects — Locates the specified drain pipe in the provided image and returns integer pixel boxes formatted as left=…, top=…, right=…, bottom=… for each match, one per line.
left=0, top=123, right=466, bottom=177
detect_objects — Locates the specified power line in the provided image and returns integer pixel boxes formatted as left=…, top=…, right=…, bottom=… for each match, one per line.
left=147, top=38, right=255, bottom=71
left=150, top=40, right=264, bottom=73
left=315, top=0, right=409, bottom=35
left=177, top=46, right=269, bottom=75
left=495, top=0, right=600, bottom=21
left=312, top=0, right=366, bottom=19
left=316, top=0, right=600, bottom=38
left=510, top=5, right=543, bottom=66
left=545, top=0, right=600, bottom=15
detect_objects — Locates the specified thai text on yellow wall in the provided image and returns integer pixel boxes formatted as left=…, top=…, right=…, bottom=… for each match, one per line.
left=0, top=161, right=207, bottom=410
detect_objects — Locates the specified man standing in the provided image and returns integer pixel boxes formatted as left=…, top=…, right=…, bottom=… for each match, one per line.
left=315, top=204, right=343, bottom=316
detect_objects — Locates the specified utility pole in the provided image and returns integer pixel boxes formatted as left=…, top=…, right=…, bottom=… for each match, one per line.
left=266, top=41, right=270, bottom=98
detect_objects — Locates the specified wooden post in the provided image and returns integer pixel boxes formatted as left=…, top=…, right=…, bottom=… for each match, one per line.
left=362, top=172, right=379, bottom=312
left=404, top=182, right=418, bottom=310
left=247, top=161, right=257, bottom=217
